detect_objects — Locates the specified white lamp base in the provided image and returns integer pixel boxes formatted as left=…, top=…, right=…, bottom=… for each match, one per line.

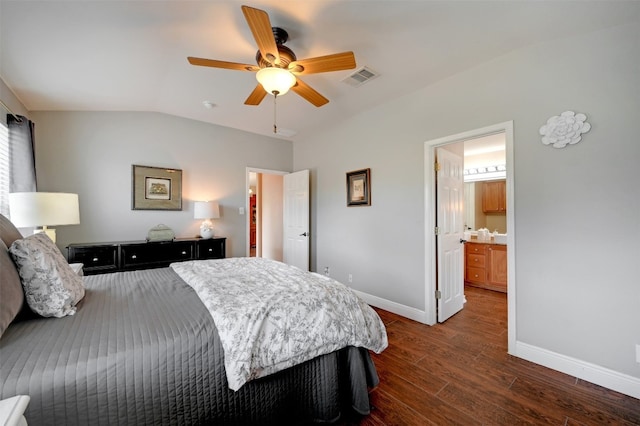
left=200, top=220, right=214, bottom=239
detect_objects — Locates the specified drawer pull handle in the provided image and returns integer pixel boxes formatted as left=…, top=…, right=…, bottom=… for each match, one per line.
left=92, top=257, right=99, bottom=262
left=474, top=274, right=479, bottom=278
left=208, top=248, right=213, bottom=252
left=131, top=255, right=137, bottom=259
left=181, top=251, right=187, bottom=255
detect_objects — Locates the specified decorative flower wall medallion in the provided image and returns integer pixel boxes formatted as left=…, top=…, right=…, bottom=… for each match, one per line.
left=539, top=111, right=591, bottom=148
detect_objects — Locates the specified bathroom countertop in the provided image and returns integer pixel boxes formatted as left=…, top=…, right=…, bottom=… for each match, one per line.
left=465, top=238, right=507, bottom=246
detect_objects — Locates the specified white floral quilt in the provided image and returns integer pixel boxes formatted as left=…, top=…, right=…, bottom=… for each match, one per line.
left=170, top=257, right=388, bottom=391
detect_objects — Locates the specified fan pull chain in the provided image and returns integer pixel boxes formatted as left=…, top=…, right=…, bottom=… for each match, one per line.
left=273, top=92, right=278, bottom=134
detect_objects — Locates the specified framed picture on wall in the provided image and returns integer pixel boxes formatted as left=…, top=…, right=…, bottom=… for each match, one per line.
left=346, top=168, right=371, bottom=207
left=132, top=164, right=182, bottom=210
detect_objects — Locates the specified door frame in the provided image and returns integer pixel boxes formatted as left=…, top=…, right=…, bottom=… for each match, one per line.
left=424, top=121, right=516, bottom=354
left=245, top=167, right=289, bottom=257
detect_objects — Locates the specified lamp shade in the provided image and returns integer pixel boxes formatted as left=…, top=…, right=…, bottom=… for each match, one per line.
left=256, top=67, right=296, bottom=96
left=194, top=201, right=220, bottom=220
left=9, top=192, right=80, bottom=227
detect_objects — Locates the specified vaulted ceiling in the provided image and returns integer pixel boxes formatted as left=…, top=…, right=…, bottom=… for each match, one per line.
left=1, top=1, right=638, bottom=139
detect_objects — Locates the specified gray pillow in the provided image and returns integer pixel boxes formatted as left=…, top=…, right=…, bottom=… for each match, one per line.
left=9, top=233, right=85, bottom=318
left=0, top=239, right=24, bottom=337
left=0, top=213, right=23, bottom=248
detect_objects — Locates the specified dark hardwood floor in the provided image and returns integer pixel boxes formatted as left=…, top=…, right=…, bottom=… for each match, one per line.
left=355, top=286, right=640, bottom=425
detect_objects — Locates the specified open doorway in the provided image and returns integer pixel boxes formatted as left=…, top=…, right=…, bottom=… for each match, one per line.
left=247, top=169, right=286, bottom=260
left=424, top=121, right=516, bottom=353
left=443, top=133, right=508, bottom=296
left=246, top=167, right=311, bottom=270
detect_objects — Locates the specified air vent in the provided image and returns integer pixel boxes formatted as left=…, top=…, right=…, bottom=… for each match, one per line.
left=342, top=66, right=379, bottom=87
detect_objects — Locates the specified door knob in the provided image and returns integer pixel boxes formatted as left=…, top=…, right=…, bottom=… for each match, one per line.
left=299, top=232, right=308, bottom=237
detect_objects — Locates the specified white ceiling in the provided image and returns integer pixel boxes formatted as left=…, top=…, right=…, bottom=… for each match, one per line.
left=1, top=1, right=638, bottom=140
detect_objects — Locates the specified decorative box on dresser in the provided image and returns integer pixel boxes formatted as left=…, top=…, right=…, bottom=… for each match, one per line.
left=68, top=237, right=226, bottom=275
left=464, top=240, right=507, bottom=292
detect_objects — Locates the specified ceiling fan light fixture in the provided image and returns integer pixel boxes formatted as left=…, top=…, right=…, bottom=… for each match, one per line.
left=256, top=67, right=296, bottom=96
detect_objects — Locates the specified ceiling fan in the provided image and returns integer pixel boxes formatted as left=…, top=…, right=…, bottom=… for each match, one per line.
left=187, top=5, right=357, bottom=108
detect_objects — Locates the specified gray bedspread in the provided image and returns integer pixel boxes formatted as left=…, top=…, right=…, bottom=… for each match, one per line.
left=0, top=267, right=378, bottom=425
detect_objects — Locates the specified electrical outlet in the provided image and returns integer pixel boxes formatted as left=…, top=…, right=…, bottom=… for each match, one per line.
left=239, top=207, right=245, bottom=215
left=348, top=274, right=353, bottom=283
left=324, top=267, right=330, bottom=276
left=636, top=344, right=640, bottom=363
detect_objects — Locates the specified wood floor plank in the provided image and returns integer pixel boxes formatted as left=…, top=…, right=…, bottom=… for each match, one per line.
left=367, top=389, right=435, bottom=425
left=416, top=353, right=565, bottom=424
left=376, top=371, right=481, bottom=425
left=373, top=350, right=448, bottom=395
left=435, top=382, right=535, bottom=426
left=509, top=376, right=640, bottom=425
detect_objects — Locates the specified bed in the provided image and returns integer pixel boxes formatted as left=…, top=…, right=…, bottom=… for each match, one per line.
left=0, top=214, right=387, bottom=425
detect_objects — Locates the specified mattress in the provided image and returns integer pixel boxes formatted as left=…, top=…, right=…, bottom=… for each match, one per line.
left=0, top=267, right=378, bottom=425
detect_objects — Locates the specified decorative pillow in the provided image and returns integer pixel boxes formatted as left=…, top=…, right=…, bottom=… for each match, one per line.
left=9, top=233, right=85, bottom=318
left=0, top=239, right=25, bottom=337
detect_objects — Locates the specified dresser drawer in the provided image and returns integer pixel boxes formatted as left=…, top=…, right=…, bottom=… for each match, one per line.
left=466, top=253, right=485, bottom=266
left=196, top=238, right=226, bottom=260
left=121, top=241, right=195, bottom=269
left=67, top=245, right=118, bottom=274
left=466, top=266, right=486, bottom=284
left=465, top=243, right=487, bottom=255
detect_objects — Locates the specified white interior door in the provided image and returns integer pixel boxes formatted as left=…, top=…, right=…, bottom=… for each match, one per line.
left=436, top=148, right=465, bottom=322
left=283, top=169, right=309, bottom=270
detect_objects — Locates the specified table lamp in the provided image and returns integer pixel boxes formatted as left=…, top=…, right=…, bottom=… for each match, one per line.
left=9, top=192, right=80, bottom=243
left=194, top=201, right=220, bottom=239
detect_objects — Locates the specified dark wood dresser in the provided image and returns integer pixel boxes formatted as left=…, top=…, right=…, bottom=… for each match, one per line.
left=67, top=237, right=226, bottom=275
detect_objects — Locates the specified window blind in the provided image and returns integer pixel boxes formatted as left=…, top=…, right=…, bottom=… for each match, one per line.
left=0, top=123, right=9, bottom=217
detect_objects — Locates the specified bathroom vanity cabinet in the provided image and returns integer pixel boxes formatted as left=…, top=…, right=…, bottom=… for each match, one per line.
left=464, top=241, right=507, bottom=293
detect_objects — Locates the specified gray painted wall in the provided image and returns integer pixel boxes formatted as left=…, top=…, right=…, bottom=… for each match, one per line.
left=293, top=22, right=640, bottom=380
left=31, top=111, right=292, bottom=257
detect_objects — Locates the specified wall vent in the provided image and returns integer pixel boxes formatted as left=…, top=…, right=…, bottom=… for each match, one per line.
left=342, top=66, right=379, bottom=87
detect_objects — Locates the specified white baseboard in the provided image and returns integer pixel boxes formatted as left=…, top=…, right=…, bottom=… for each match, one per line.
left=351, top=289, right=429, bottom=324
left=514, top=341, right=640, bottom=400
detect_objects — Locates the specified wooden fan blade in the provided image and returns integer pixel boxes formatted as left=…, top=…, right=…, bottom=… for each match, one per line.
left=241, top=5, right=280, bottom=66
left=244, top=84, right=268, bottom=106
left=288, top=52, right=356, bottom=75
left=188, top=57, right=259, bottom=72
left=291, top=78, right=329, bottom=107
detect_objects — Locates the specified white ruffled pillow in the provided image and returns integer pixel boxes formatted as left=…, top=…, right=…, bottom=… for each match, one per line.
left=9, top=233, right=85, bottom=318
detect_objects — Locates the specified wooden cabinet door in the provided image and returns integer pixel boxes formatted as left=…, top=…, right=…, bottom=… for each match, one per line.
left=482, top=180, right=506, bottom=213
left=487, top=245, right=508, bottom=290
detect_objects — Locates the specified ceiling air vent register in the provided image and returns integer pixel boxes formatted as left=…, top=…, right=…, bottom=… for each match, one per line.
left=342, top=66, right=379, bottom=87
